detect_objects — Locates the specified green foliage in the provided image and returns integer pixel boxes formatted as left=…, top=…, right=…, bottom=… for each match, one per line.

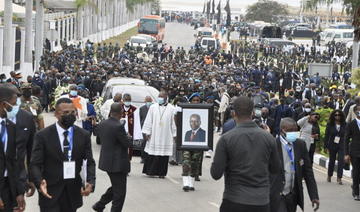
left=351, top=68, right=360, bottom=88
left=305, top=0, right=360, bottom=41
left=245, top=0, right=288, bottom=23
left=126, top=0, right=155, bottom=12
left=320, top=78, right=341, bottom=89
left=315, top=107, right=333, bottom=154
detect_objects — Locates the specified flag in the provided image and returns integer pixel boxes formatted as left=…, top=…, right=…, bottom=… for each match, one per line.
left=224, top=0, right=230, bottom=14
left=212, top=0, right=215, bottom=15
left=202, top=1, right=206, bottom=14
left=217, top=0, right=221, bottom=24
left=224, top=0, right=231, bottom=27
left=206, top=0, right=211, bottom=16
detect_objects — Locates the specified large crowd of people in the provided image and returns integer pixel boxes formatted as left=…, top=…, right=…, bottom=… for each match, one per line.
left=1, top=20, right=360, bottom=212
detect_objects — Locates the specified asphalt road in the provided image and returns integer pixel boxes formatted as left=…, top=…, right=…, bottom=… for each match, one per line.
left=24, top=23, right=360, bottom=211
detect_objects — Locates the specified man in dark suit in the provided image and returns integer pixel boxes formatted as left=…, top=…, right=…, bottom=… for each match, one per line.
left=184, top=114, right=206, bottom=142
left=6, top=83, right=37, bottom=197
left=343, top=94, right=356, bottom=118
left=0, top=84, right=26, bottom=212
left=270, top=118, right=320, bottom=212
left=93, top=103, right=131, bottom=212
left=344, top=104, right=360, bottom=201
left=30, top=98, right=96, bottom=212
left=273, top=98, right=293, bottom=135
left=257, top=107, right=275, bottom=136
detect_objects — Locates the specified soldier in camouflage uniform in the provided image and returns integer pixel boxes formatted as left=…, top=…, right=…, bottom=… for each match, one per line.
left=182, top=93, right=204, bottom=192
left=20, top=83, right=44, bottom=130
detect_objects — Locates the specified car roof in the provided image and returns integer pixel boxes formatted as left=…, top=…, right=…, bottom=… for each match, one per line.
left=106, top=77, right=146, bottom=86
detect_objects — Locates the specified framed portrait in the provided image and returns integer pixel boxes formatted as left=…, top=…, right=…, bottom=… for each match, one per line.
left=176, top=103, right=214, bottom=151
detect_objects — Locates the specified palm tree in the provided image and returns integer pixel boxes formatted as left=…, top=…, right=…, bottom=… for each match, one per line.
left=306, top=0, right=360, bottom=69
left=3, top=0, right=13, bottom=72
left=75, top=0, right=99, bottom=41
left=25, top=0, right=33, bottom=68
left=34, top=0, right=44, bottom=71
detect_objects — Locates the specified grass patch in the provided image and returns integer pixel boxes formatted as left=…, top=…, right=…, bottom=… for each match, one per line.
left=98, top=26, right=138, bottom=47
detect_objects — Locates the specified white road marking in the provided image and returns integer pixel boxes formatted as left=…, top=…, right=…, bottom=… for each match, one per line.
left=167, top=176, right=180, bottom=184
left=208, top=201, right=220, bottom=208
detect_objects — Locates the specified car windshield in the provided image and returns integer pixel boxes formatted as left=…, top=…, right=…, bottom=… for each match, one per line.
left=343, top=32, right=353, bottom=38
left=131, top=38, right=147, bottom=44
left=139, top=19, right=159, bottom=34
left=109, top=85, right=159, bottom=104
left=208, top=40, right=215, bottom=47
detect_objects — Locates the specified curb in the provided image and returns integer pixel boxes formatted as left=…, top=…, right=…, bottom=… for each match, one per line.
left=313, top=154, right=352, bottom=178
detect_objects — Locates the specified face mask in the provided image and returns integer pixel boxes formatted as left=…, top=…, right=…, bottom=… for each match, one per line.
left=5, top=101, right=20, bottom=120
left=69, top=90, right=78, bottom=97
left=285, top=131, right=300, bottom=143
left=304, top=108, right=311, bottom=113
left=124, top=102, right=131, bottom=107
left=261, top=112, right=268, bottom=118
left=158, top=97, right=165, bottom=105
left=34, top=74, right=39, bottom=78
left=146, top=102, right=153, bottom=107
left=60, top=114, right=76, bottom=129
left=23, top=89, right=32, bottom=98
left=254, top=109, right=261, bottom=118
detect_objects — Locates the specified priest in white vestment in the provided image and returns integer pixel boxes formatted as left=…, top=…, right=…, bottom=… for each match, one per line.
left=142, top=91, right=177, bottom=178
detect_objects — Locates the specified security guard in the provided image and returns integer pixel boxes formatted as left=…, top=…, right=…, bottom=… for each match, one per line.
left=19, top=83, right=44, bottom=130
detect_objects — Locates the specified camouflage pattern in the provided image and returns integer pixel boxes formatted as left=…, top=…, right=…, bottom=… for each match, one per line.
left=182, top=150, right=203, bottom=177
left=20, top=96, right=43, bottom=129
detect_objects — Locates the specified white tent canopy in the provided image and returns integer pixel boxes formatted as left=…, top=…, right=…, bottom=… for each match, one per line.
left=0, top=0, right=36, bottom=18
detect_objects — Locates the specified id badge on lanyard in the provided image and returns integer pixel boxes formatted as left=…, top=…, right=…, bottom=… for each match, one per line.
left=64, top=128, right=75, bottom=179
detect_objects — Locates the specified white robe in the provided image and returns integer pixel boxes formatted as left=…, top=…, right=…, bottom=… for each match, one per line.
left=142, top=103, right=177, bottom=156
left=100, top=99, right=114, bottom=119
left=122, top=106, right=143, bottom=140
left=59, top=94, right=88, bottom=128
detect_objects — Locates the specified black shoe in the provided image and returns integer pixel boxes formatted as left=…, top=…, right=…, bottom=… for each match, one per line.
left=195, top=176, right=200, bottom=181
left=183, top=186, right=190, bottom=192
left=159, top=176, right=165, bottom=179
left=92, top=203, right=104, bottom=212
left=354, top=195, right=360, bottom=201
left=169, top=160, right=178, bottom=166
left=189, top=187, right=195, bottom=191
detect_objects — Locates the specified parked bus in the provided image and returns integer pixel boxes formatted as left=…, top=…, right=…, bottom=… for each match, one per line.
left=138, top=15, right=165, bottom=41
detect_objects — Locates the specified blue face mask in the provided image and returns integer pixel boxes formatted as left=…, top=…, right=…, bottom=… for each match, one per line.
left=146, top=102, right=153, bottom=107
left=124, top=101, right=131, bottom=107
left=285, top=131, right=300, bottom=143
left=158, top=97, right=165, bottom=105
left=69, top=90, right=78, bottom=97
left=5, top=100, right=20, bottom=120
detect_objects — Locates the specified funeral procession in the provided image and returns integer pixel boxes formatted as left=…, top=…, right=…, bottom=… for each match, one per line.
left=1, top=0, right=360, bottom=211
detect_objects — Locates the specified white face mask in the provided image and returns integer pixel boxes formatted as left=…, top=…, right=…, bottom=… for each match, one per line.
left=304, top=108, right=311, bottom=113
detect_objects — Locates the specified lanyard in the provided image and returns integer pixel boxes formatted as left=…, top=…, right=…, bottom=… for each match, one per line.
left=285, top=143, right=295, bottom=172
left=1, top=126, right=7, bottom=152
left=158, top=104, right=168, bottom=123
left=66, top=127, right=74, bottom=161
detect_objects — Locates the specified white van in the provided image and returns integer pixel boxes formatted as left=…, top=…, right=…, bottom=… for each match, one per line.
left=324, top=29, right=354, bottom=43
left=200, top=37, right=218, bottom=50
left=196, top=27, right=214, bottom=38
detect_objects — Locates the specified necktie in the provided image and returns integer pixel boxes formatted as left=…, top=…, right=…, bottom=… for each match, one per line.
left=190, top=132, right=195, bottom=141
left=0, top=121, right=6, bottom=150
left=63, top=131, right=70, bottom=160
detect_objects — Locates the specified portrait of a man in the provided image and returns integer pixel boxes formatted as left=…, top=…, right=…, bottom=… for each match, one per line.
left=184, top=114, right=206, bottom=142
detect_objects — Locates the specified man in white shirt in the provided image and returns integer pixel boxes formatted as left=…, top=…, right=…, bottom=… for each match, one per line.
left=100, top=93, right=122, bottom=119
